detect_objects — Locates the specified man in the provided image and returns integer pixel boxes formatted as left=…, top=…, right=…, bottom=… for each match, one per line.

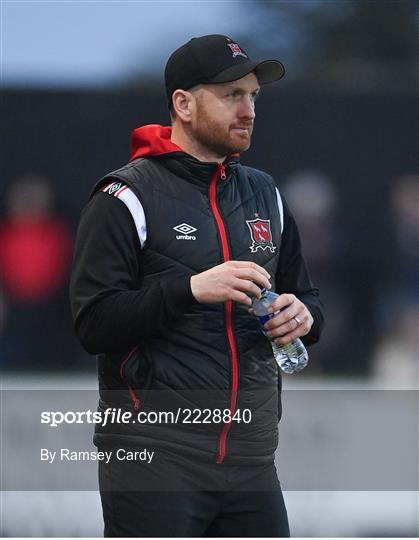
left=70, top=34, right=324, bottom=537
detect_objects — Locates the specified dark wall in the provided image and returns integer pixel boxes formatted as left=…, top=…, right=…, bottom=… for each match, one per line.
left=2, top=88, right=417, bottom=214
left=1, top=88, right=417, bottom=373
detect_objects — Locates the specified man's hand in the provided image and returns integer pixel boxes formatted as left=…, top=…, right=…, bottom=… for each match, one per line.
left=190, top=261, right=271, bottom=306
left=263, top=293, right=313, bottom=345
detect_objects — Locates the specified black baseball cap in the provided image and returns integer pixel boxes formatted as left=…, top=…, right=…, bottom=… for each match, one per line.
left=165, top=34, right=285, bottom=108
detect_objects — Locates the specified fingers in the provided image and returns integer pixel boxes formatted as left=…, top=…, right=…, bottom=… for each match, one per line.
left=266, top=312, right=308, bottom=341
left=263, top=294, right=298, bottom=330
left=234, top=267, right=271, bottom=292
left=190, top=260, right=271, bottom=305
left=229, top=260, right=271, bottom=281
left=263, top=294, right=314, bottom=343
left=232, top=278, right=264, bottom=300
left=230, top=290, right=253, bottom=307
left=267, top=312, right=301, bottom=336
left=272, top=313, right=312, bottom=345
left=219, top=261, right=271, bottom=305
left=269, top=293, right=297, bottom=312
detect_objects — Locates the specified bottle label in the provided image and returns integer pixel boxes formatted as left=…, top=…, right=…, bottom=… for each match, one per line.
left=256, top=312, right=276, bottom=325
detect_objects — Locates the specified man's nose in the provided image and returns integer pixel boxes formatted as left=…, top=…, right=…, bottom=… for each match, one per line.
left=238, top=95, right=256, bottom=120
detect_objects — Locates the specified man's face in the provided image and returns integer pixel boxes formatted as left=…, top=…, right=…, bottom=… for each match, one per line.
left=190, top=72, right=259, bottom=158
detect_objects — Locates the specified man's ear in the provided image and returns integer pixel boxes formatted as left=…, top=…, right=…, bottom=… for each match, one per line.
left=172, top=90, right=195, bottom=123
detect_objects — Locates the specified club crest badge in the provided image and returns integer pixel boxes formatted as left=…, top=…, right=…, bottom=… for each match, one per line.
left=227, top=42, right=248, bottom=59
left=246, top=219, right=276, bottom=253
left=108, top=182, right=122, bottom=195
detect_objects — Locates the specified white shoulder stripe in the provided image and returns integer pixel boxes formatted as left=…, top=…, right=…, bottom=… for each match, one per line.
left=275, top=187, right=284, bottom=234
left=116, top=187, right=147, bottom=249
left=114, top=184, right=129, bottom=198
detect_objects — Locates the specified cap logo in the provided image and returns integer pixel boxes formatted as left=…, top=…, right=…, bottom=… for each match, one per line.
left=227, top=42, right=248, bottom=59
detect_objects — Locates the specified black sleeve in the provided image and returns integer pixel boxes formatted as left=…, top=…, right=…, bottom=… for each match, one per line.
left=275, top=196, right=325, bottom=345
left=69, top=192, right=197, bottom=354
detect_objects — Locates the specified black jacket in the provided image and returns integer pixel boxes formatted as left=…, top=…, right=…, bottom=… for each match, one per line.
left=70, top=124, right=324, bottom=465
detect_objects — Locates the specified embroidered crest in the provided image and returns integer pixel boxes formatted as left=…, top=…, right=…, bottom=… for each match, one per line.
left=227, top=42, right=248, bottom=59
left=246, top=219, right=276, bottom=253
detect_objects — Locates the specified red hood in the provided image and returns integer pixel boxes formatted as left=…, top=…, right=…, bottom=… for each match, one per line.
left=130, top=124, right=240, bottom=162
left=130, top=125, right=183, bottom=161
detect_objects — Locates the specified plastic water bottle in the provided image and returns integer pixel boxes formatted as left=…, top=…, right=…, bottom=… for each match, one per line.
left=252, top=288, right=309, bottom=374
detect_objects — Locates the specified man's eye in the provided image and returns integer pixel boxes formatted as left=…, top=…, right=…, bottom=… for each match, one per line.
left=225, top=91, right=259, bottom=101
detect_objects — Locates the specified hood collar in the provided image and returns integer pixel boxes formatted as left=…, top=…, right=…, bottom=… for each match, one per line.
left=130, top=125, right=183, bottom=160
left=130, top=124, right=239, bottom=163
left=130, top=124, right=240, bottom=186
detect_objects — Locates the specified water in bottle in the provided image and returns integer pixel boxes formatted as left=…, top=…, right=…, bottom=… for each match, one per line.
left=252, top=288, right=309, bottom=374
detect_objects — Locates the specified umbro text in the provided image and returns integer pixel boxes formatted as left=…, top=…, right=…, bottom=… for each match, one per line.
left=176, top=234, right=196, bottom=241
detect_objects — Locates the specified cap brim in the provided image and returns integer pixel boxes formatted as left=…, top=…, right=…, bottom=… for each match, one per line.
left=208, top=59, right=285, bottom=86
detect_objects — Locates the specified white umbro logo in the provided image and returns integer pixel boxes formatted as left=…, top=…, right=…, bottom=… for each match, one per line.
left=173, top=223, right=197, bottom=240
left=173, top=223, right=197, bottom=234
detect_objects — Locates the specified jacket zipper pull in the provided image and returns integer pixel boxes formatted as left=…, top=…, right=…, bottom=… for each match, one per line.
left=128, top=385, right=141, bottom=410
left=219, top=164, right=226, bottom=180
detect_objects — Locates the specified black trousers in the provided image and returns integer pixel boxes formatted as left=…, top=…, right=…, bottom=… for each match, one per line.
left=99, top=449, right=290, bottom=537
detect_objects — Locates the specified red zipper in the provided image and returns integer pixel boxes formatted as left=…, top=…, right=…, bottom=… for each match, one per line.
left=209, top=163, right=239, bottom=464
left=119, top=346, right=141, bottom=410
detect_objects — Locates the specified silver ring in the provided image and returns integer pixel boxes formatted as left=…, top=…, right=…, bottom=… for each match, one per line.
left=294, top=316, right=302, bottom=327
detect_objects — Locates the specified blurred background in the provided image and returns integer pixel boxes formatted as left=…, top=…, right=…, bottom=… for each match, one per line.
left=1, top=0, right=418, bottom=537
